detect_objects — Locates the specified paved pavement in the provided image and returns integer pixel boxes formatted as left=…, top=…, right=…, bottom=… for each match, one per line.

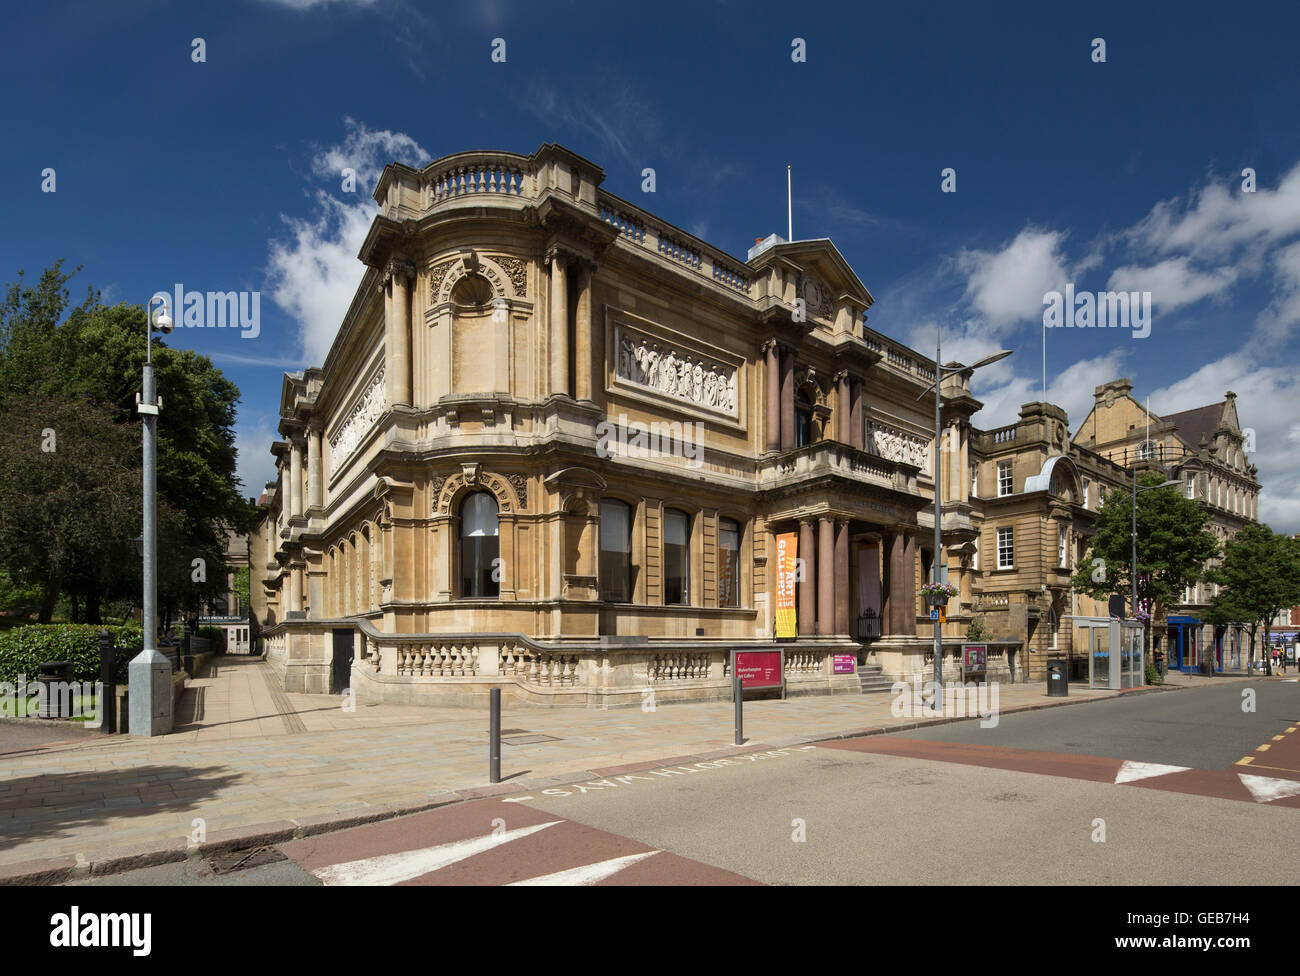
left=0, top=655, right=1265, bottom=880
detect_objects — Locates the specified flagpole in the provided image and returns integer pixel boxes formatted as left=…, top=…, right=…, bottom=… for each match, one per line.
left=787, top=165, right=793, bottom=241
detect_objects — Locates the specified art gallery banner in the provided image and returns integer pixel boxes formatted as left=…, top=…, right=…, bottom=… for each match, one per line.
left=775, top=531, right=798, bottom=639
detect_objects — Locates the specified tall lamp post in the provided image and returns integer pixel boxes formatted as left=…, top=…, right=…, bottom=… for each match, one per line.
left=918, top=337, right=1011, bottom=697
left=129, top=295, right=175, bottom=736
left=1129, top=471, right=1179, bottom=674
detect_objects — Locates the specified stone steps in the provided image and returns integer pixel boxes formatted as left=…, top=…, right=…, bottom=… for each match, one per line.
left=856, top=665, right=894, bottom=695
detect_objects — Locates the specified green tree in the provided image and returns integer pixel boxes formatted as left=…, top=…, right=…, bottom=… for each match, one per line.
left=0, top=263, right=254, bottom=626
left=1206, top=525, right=1300, bottom=675
left=1073, top=471, right=1220, bottom=660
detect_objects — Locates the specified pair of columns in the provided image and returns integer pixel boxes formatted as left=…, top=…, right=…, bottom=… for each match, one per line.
left=763, top=341, right=864, bottom=452
left=881, top=530, right=918, bottom=637
left=548, top=248, right=595, bottom=399
left=286, top=427, right=324, bottom=520
left=796, top=516, right=850, bottom=636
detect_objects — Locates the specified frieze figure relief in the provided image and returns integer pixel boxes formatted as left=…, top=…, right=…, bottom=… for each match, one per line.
left=616, top=326, right=737, bottom=416
left=328, top=366, right=387, bottom=471
left=865, top=420, right=928, bottom=468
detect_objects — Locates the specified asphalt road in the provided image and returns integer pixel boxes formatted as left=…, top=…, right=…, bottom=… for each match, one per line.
left=72, top=681, right=1300, bottom=885
left=895, top=681, right=1300, bottom=769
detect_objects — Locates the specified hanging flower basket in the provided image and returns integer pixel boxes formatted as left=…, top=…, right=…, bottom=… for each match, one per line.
left=921, top=582, right=958, bottom=606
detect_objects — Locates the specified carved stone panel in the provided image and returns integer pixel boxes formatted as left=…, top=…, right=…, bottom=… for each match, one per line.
left=614, top=324, right=738, bottom=418
left=328, top=365, right=386, bottom=472
left=865, top=420, right=928, bottom=468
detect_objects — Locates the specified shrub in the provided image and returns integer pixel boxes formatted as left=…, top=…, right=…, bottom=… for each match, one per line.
left=966, top=616, right=991, bottom=641
left=0, top=623, right=143, bottom=686
left=1144, top=659, right=1163, bottom=686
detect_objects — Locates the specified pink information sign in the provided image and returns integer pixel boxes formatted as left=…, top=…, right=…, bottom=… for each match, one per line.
left=833, top=654, right=857, bottom=675
left=735, top=650, right=783, bottom=690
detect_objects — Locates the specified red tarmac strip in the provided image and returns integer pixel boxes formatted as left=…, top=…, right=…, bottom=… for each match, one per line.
left=281, top=798, right=758, bottom=886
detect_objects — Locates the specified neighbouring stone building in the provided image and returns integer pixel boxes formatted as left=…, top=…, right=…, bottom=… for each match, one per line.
left=1073, top=380, right=1261, bottom=672
left=248, top=143, right=1259, bottom=705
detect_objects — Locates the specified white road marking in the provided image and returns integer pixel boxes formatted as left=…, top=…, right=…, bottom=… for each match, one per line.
left=313, top=821, right=562, bottom=886
left=1114, top=760, right=1191, bottom=784
left=506, top=851, right=660, bottom=886
left=501, top=796, right=534, bottom=803
left=1238, top=773, right=1300, bottom=803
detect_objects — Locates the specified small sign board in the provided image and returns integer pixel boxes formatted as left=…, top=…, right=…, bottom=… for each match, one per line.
left=929, top=608, right=947, bottom=622
left=961, top=643, right=987, bottom=681
left=832, top=654, right=856, bottom=675
left=732, top=649, right=785, bottom=695
left=1108, top=594, right=1126, bottom=620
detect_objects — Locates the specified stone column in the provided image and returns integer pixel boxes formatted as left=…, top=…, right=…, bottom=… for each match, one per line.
left=288, top=564, right=303, bottom=613
left=850, top=378, right=864, bottom=449
left=817, top=517, right=834, bottom=636
left=779, top=347, right=795, bottom=452
left=575, top=263, right=593, bottom=400
left=798, top=519, right=816, bottom=637
left=834, top=519, right=850, bottom=635
left=289, top=438, right=303, bottom=519
left=885, top=531, right=905, bottom=635
left=385, top=259, right=413, bottom=407
left=549, top=250, right=570, bottom=397
left=763, top=340, right=780, bottom=453
left=307, top=426, right=323, bottom=510
left=835, top=371, right=850, bottom=444
left=901, top=533, right=918, bottom=636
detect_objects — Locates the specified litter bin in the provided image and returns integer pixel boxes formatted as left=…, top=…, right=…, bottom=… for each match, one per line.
left=1046, top=658, right=1068, bottom=697
left=37, top=661, right=72, bottom=718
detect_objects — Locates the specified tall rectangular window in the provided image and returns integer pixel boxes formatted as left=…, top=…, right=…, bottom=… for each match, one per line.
left=664, top=509, right=690, bottom=605
left=718, top=519, right=740, bottom=608
left=997, top=461, right=1013, bottom=497
left=970, top=463, right=979, bottom=498
left=1185, top=474, right=1195, bottom=499
left=1081, top=477, right=1091, bottom=509
left=600, top=500, right=632, bottom=602
left=997, top=526, right=1014, bottom=569
left=1058, top=526, right=1068, bottom=568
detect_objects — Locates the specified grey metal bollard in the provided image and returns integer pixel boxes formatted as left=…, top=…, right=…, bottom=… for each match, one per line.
left=734, top=675, right=744, bottom=746
left=99, top=630, right=116, bottom=734
left=489, top=687, right=501, bottom=783
left=128, top=649, right=174, bottom=736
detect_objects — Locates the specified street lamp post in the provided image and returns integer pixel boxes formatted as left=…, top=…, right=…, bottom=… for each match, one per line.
left=919, top=337, right=1011, bottom=698
left=128, top=295, right=175, bottom=736
left=1129, top=469, right=1180, bottom=675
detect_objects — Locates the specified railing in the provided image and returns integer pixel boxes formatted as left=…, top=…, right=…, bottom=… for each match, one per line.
left=657, top=233, right=702, bottom=271
left=427, top=156, right=529, bottom=204
left=397, top=642, right=479, bottom=677
left=991, top=426, right=1017, bottom=444
left=598, top=202, right=646, bottom=243
left=500, top=642, right=580, bottom=686
left=649, top=653, right=712, bottom=681
left=857, top=611, right=882, bottom=641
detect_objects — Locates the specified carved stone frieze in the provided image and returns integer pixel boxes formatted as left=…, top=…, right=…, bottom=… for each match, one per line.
left=614, top=325, right=737, bottom=417
left=865, top=420, right=929, bottom=469
left=328, top=365, right=386, bottom=471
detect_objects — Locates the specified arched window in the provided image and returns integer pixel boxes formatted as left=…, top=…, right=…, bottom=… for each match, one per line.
left=664, top=509, right=691, bottom=605
left=600, top=500, right=633, bottom=602
left=718, top=518, right=741, bottom=608
left=795, top=391, right=813, bottom=448
left=460, top=492, right=500, bottom=598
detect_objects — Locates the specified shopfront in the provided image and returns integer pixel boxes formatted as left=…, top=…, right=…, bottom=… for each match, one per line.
left=1166, top=616, right=1202, bottom=673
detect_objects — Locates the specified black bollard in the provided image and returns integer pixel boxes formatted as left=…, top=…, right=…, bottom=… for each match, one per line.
left=489, top=687, right=501, bottom=783
left=734, top=674, right=744, bottom=746
left=98, top=630, right=116, bottom=734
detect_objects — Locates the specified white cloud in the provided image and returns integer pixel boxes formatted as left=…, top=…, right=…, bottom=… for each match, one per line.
left=1256, top=239, right=1300, bottom=342
left=1149, top=352, right=1300, bottom=534
left=265, top=118, right=429, bottom=366
left=235, top=420, right=281, bottom=505
left=1130, top=163, right=1300, bottom=261
left=1106, top=256, right=1237, bottom=313
left=955, top=229, right=1070, bottom=332
left=970, top=350, right=1127, bottom=433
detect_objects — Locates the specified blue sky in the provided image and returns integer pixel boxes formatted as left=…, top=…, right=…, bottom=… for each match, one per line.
left=4, top=0, right=1299, bottom=530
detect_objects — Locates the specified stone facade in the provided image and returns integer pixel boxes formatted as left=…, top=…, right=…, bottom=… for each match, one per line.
left=252, top=144, right=1128, bottom=704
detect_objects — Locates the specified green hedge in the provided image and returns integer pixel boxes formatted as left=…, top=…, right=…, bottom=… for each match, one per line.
left=0, top=623, right=143, bottom=686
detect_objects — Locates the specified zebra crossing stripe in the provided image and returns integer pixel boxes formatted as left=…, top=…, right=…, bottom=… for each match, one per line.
left=313, top=821, right=563, bottom=886
left=506, top=851, right=661, bottom=886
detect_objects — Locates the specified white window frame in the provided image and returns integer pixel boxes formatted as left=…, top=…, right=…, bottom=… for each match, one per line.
left=1081, top=477, right=1090, bottom=509
left=1058, top=525, right=1068, bottom=568
left=997, top=461, right=1013, bottom=497
left=997, top=526, right=1014, bottom=569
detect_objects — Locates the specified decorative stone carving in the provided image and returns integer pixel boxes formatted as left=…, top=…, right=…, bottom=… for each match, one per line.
left=383, top=257, right=415, bottom=286
left=328, top=366, right=386, bottom=471
left=497, top=256, right=527, bottom=297
left=614, top=325, right=737, bottom=417
left=798, top=273, right=835, bottom=320
left=428, top=259, right=455, bottom=299
left=508, top=473, right=528, bottom=510
left=865, top=420, right=928, bottom=468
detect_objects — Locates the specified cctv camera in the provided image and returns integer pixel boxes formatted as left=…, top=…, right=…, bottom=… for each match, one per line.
left=155, top=312, right=174, bottom=334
